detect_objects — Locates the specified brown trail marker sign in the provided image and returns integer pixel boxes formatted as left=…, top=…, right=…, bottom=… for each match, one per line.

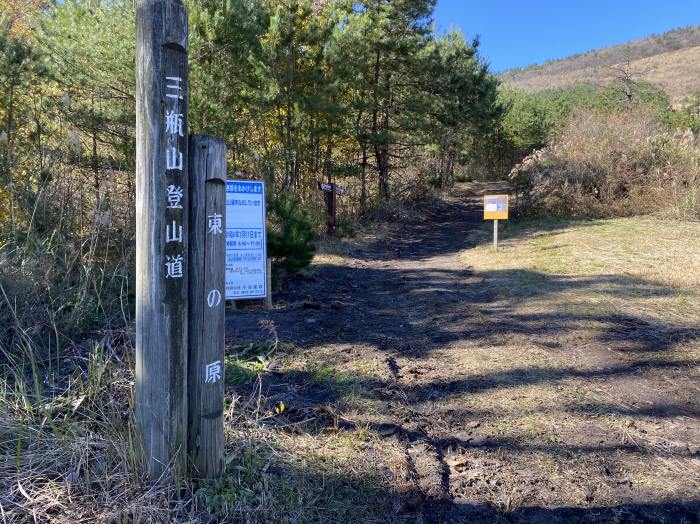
left=135, top=0, right=189, bottom=479
left=188, top=136, right=226, bottom=478
left=318, top=182, right=345, bottom=236
left=483, top=194, right=509, bottom=251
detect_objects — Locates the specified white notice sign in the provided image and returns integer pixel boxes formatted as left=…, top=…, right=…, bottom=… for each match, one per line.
left=225, top=180, right=267, bottom=300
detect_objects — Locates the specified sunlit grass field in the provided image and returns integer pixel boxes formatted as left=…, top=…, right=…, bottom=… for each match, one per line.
left=460, top=216, right=700, bottom=328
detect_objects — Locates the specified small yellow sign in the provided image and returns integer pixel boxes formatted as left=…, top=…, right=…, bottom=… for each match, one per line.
left=484, top=194, right=509, bottom=220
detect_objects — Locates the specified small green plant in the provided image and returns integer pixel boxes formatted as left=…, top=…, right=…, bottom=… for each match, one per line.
left=303, top=359, right=367, bottom=395
left=267, top=190, right=316, bottom=283
left=335, top=219, right=356, bottom=239
left=427, top=176, right=443, bottom=189
left=306, top=359, right=336, bottom=384
left=225, top=340, right=276, bottom=386
left=196, top=441, right=267, bottom=515
left=225, top=357, right=266, bottom=387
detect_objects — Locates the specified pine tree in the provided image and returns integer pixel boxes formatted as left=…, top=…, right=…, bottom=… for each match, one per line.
left=0, top=18, right=47, bottom=231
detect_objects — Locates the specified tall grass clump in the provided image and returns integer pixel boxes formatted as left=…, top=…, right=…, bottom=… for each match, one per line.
left=0, top=330, right=203, bottom=522
left=0, top=167, right=135, bottom=371
left=510, top=107, right=700, bottom=219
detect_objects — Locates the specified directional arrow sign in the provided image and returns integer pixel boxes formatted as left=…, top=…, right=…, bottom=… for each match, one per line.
left=318, top=182, right=345, bottom=196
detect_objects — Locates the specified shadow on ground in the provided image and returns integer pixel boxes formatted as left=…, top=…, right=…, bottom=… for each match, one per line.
left=225, top=184, right=700, bottom=522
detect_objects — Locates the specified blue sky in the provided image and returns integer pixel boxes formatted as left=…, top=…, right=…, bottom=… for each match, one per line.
left=433, top=1, right=700, bottom=72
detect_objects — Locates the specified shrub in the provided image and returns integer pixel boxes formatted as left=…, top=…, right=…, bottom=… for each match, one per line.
left=594, top=80, right=671, bottom=115
left=510, top=108, right=700, bottom=219
left=471, top=84, right=597, bottom=179
left=427, top=176, right=443, bottom=189
left=266, top=190, right=316, bottom=283
left=475, top=83, right=673, bottom=180
left=666, top=92, right=700, bottom=134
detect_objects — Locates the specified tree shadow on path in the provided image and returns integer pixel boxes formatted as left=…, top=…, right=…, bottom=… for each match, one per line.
left=225, top=184, right=700, bottom=523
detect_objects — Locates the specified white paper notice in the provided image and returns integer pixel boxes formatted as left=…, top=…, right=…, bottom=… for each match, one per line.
left=225, top=180, right=267, bottom=300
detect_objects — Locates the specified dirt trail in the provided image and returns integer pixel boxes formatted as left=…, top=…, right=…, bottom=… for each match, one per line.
left=226, top=183, right=700, bottom=523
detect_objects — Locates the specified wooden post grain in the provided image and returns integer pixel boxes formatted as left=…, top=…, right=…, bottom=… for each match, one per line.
left=187, top=135, right=226, bottom=478
left=135, top=0, right=189, bottom=480
left=265, top=258, right=272, bottom=310
left=326, top=183, right=337, bottom=236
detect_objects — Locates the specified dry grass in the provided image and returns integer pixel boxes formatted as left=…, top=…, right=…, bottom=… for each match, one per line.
left=0, top=330, right=409, bottom=523
left=504, top=39, right=700, bottom=105
left=0, top=337, right=183, bottom=524
left=460, top=216, right=700, bottom=325
left=511, top=108, right=700, bottom=220
left=446, top=215, right=700, bottom=509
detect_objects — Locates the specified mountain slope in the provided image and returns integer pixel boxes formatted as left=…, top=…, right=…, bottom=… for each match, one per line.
left=500, top=25, right=700, bottom=103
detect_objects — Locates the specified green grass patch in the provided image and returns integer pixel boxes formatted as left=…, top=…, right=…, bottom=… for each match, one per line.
left=225, top=340, right=277, bottom=386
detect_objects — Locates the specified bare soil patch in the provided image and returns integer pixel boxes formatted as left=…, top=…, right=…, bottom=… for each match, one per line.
left=225, top=183, right=700, bottom=523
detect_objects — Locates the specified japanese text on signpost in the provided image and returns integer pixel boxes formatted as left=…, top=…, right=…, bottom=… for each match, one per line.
left=225, top=181, right=267, bottom=300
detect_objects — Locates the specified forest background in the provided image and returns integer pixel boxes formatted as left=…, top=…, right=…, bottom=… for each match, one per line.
left=0, top=0, right=700, bottom=522
left=1, top=0, right=699, bottom=416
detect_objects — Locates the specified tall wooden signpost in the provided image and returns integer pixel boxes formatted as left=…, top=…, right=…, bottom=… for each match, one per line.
left=188, top=136, right=226, bottom=478
left=318, top=182, right=345, bottom=236
left=135, top=0, right=189, bottom=479
left=135, top=0, right=237, bottom=482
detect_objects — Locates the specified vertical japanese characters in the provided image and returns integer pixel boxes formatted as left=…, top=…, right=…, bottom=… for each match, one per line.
left=186, top=135, right=227, bottom=478
left=165, top=76, right=186, bottom=280
left=135, top=0, right=190, bottom=480
left=205, top=210, right=223, bottom=385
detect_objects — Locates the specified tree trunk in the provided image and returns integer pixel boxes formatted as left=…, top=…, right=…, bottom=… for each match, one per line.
left=285, top=95, right=293, bottom=187
left=92, top=98, right=100, bottom=210
left=371, top=48, right=390, bottom=201
left=323, top=141, right=332, bottom=184
left=376, top=140, right=389, bottom=200
left=6, top=82, right=15, bottom=231
left=360, top=144, right=367, bottom=216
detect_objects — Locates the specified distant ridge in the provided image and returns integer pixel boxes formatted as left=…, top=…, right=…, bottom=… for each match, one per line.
left=500, top=25, right=700, bottom=104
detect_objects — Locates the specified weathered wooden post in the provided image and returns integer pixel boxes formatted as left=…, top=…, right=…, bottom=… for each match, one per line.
left=265, top=258, right=273, bottom=310
left=135, top=0, right=189, bottom=479
left=326, top=182, right=337, bottom=236
left=188, top=136, right=226, bottom=478
left=318, top=182, right=344, bottom=237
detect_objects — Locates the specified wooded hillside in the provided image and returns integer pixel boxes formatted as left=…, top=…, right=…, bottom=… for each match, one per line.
left=500, top=25, right=700, bottom=104
left=2, top=2, right=700, bottom=522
